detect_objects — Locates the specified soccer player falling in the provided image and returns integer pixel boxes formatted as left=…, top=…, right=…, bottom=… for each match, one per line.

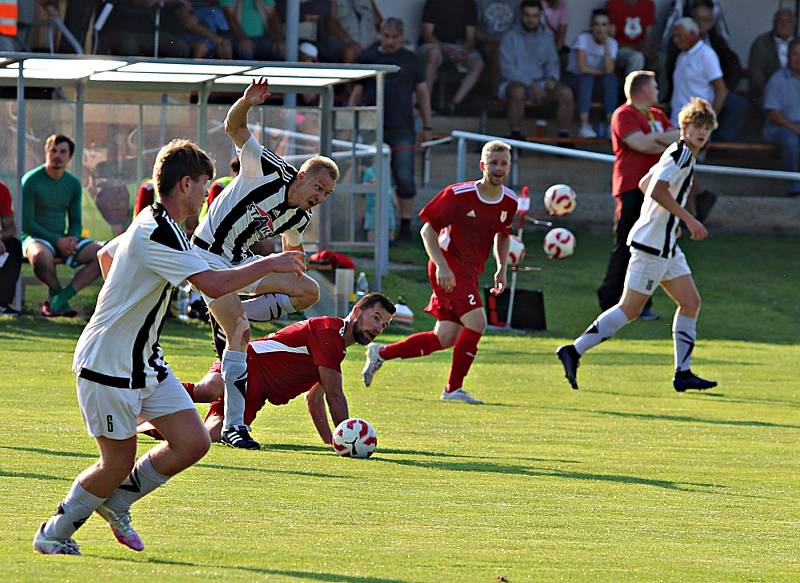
left=557, top=97, right=719, bottom=393
left=362, top=140, right=519, bottom=404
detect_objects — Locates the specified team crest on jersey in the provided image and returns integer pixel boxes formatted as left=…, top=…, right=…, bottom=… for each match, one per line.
left=500, top=211, right=508, bottom=222
left=466, top=209, right=477, bottom=218
left=248, top=202, right=275, bottom=236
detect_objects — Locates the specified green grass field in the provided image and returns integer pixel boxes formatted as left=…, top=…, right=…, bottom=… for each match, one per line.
left=1, top=232, right=798, bottom=582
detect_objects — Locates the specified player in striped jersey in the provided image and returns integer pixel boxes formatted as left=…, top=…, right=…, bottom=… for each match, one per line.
left=557, top=97, right=719, bottom=393
left=192, top=78, right=340, bottom=450
left=140, top=293, right=395, bottom=445
left=33, top=140, right=306, bottom=556
left=362, top=141, right=518, bottom=404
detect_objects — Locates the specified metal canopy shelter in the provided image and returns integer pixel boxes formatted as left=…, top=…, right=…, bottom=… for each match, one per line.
left=0, top=53, right=397, bottom=308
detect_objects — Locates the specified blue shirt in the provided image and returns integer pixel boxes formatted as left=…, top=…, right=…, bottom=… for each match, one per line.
left=763, top=67, right=800, bottom=127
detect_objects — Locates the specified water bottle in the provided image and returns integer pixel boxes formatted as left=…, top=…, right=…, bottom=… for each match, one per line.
left=356, top=272, right=369, bottom=298
left=176, top=282, right=191, bottom=321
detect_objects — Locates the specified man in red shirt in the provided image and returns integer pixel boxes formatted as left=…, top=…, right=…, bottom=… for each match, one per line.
left=362, top=140, right=518, bottom=404
left=143, top=292, right=395, bottom=446
left=597, top=70, right=679, bottom=313
left=0, top=180, right=22, bottom=315
left=606, top=0, right=656, bottom=75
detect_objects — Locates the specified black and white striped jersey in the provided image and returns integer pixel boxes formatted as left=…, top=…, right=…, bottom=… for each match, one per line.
left=193, top=135, right=311, bottom=264
left=73, top=203, right=210, bottom=389
left=628, top=140, right=695, bottom=258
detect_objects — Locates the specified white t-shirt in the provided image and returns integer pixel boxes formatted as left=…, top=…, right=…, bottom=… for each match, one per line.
left=193, top=135, right=310, bottom=264
left=670, top=40, right=723, bottom=125
left=628, top=140, right=695, bottom=258
left=73, top=204, right=210, bottom=389
left=567, top=31, right=619, bottom=73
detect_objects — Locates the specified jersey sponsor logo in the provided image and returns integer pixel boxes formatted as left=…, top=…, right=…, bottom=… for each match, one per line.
left=466, top=209, right=477, bottom=218
left=248, top=202, right=275, bottom=237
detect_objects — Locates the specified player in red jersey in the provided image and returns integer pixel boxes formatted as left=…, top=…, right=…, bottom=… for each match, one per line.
left=141, top=293, right=395, bottom=445
left=362, top=140, right=518, bottom=404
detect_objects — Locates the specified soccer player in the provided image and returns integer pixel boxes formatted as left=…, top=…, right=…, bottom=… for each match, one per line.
left=32, top=139, right=306, bottom=556
left=362, top=140, right=518, bottom=404
left=192, top=77, right=340, bottom=450
left=142, top=293, right=395, bottom=445
left=556, top=97, right=719, bottom=393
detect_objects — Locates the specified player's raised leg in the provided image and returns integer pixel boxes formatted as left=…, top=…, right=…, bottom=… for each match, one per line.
left=207, top=293, right=259, bottom=449
left=362, top=327, right=446, bottom=387
left=440, top=308, right=485, bottom=404
left=660, top=274, right=716, bottom=392
left=242, top=271, right=320, bottom=322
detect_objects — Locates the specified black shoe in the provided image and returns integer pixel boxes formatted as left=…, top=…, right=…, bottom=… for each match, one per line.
left=673, top=370, right=717, bottom=392
left=556, top=344, right=580, bottom=390
left=220, top=426, right=260, bottom=450
left=0, top=304, right=21, bottom=316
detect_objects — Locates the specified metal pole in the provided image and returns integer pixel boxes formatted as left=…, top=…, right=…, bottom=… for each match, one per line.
left=154, top=1, right=165, bottom=58
left=318, top=85, right=334, bottom=249
left=198, top=82, right=210, bottom=149
left=13, top=62, right=25, bottom=312
left=74, top=80, right=85, bottom=198
left=511, top=147, right=519, bottom=190
left=283, top=0, right=299, bottom=110
left=374, top=72, right=387, bottom=290
left=137, top=104, right=144, bottom=184
left=456, top=136, right=467, bottom=183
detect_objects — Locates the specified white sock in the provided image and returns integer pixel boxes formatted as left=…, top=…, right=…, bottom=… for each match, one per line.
left=44, top=479, right=105, bottom=539
left=242, top=293, right=296, bottom=322
left=221, top=349, right=248, bottom=430
left=574, top=306, right=629, bottom=355
left=673, top=314, right=697, bottom=372
left=103, top=455, right=169, bottom=514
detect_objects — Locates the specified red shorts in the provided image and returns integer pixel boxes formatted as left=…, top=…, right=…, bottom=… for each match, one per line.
left=424, top=261, right=482, bottom=323
left=205, top=360, right=268, bottom=426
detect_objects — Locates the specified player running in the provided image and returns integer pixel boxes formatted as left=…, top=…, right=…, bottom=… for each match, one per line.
left=140, top=293, right=395, bottom=445
left=192, top=77, right=340, bottom=450
left=33, top=139, right=306, bottom=556
left=362, top=140, right=518, bottom=404
left=556, top=97, right=719, bottom=393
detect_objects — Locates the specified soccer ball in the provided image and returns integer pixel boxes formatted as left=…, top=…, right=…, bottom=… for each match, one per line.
left=543, top=228, right=576, bottom=259
left=332, top=418, right=377, bottom=458
left=508, top=234, right=526, bottom=265
left=544, top=184, right=577, bottom=216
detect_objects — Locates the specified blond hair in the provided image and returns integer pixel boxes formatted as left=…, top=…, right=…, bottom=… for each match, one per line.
left=300, top=155, right=340, bottom=182
left=481, top=140, right=511, bottom=161
left=678, top=97, right=718, bottom=130
left=152, top=139, right=215, bottom=198
left=624, top=70, right=655, bottom=100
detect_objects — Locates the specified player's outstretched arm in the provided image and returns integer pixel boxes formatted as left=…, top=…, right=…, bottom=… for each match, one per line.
left=225, top=77, right=271, bottom=149
left=189, top=250, right=305, bottom=299
left=420, top=222, right=455, bottom=292
left=305, top=383, right=333, bottom=444
left=491, top=232, right=510, bottom=295
left=319, top=366, right=349, bottom=435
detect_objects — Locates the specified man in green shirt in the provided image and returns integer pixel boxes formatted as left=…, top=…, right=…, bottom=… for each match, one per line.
left=22, top=134, right=101, bottom=317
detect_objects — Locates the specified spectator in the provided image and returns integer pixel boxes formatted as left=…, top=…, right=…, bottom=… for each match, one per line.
left=660, top=0, right=730, bottom=50
left=207, top=156, right=240, bottom=208
left=98, top=1, right=198, bottom=58
left=566, top=9, right=619, bottom=138
left=336, top=0, right=382, bottom=52
left=541, top=0, right=568, bottom=54
left=762, top=39, right=800, bottom=197
left=498, top=0, right=574, bottom=139
left=21, top=134, right=102, bottom=317
left=606, top=0, right=656, bottom=76
left=597, top=70, right=679, bottom=316
left=220, top=0, right=284, bottom=60
left=275, top=0, right=361, bottom=63
left=350, top=17, right=433, bottom=242
left=0, top=179, right=22, bottom=316
left=0, top=0, right=58, bottom=51
left=475, top=0, right=520, bottom=90
left=749, top=9, right=796, bottom=105
left=418, top=0, right=485, bottom=116
left=187, top=1, right=234, bottom=59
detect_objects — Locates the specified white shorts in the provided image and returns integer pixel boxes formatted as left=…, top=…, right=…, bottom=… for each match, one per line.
left=191, top=246, right=264, bottom=304
left=77, top=374, right=196, bottom=439
left=624, top=246, right=692, bottom=295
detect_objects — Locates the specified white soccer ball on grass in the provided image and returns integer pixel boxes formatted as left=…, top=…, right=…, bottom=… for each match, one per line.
left=332, top=418, right=377, bottom=458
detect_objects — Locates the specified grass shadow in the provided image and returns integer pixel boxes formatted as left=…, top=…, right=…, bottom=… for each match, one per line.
left=197, top=461, right=343, bottom=480
left=0, top=469, right=68, bottom=481
left=0, top=445, right=96, bottom=459
left=593, top=410, right=800, bottom=430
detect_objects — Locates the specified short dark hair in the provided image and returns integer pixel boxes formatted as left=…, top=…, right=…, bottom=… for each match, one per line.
left=690, top=0, right=714, bottom=11
left=356, top=292, right=396, bottom=315
left=789, top=38, right=800, bottom=55
left=381, top=17, right=404, bottom=35
left=230, top=156, right=240, bottom=175
left=45, top=134, right=75, bottom=157
left=152, top=139, right=215, bottom=199
left=591, top=8, right=610, bottom=23
left=520, top=0, right=541, bottom=11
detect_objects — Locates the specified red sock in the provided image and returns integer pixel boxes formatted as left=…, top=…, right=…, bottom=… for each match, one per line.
left=446, top=328, right=482, bottom=392
left=380, top=331, right=443, bottom=360
left=182, top=382, right=196, bottom=400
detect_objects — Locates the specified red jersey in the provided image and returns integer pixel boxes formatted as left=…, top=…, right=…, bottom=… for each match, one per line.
left=419, top=181, right=517, bottom=279
left=606, top=0, right=655, bottom=46
left=134, top=182, right=155, bottom=216
left=248, top=316, right=347, bottom=406
left=0, top=181, right=12, bottom=217
left=611, top=103, right=672, bottom=198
